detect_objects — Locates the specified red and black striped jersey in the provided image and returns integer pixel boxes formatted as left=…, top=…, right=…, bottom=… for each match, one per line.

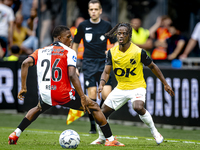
left=30, top=41, right=77, bottom=106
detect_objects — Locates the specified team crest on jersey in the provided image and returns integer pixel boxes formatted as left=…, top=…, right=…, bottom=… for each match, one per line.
left=130, top=59, right=136, bottom=65
left=72, top=55, right=77, bottom=62
left=100, top=35, right=105, bottom=41
left=85, top=33, right=92, bottom=42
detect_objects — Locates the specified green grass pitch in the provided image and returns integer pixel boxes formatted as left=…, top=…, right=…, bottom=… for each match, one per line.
left=0, top=113, right=199, bottom=150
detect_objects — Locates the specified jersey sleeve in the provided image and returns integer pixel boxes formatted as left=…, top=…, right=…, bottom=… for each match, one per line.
left=67, top=49, right=77, bottom=67
left=141, top=49, right=152, bottom=66
left=105, top=50, right=112, bottom=65
left=29, top=49, right=39, bottom=65
left=73, top=23, right=84, bottom=44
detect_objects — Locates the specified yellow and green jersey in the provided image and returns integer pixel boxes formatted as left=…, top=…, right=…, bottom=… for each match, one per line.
left=106, top=43, right=152, bottom=90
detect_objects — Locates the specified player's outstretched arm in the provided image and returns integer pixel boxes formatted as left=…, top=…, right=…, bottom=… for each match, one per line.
left=68, top=66, right=90, bottom=114
left=148, top=62, right=175, bottom=97
left=98, top=65, right=112, bottom=99
left=18, top=57, right=34, bottom=100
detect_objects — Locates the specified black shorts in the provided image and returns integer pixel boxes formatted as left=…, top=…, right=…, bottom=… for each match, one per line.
left=39, top=90, right=82, bottom=112
left=82, top=58, right=112, bottom=88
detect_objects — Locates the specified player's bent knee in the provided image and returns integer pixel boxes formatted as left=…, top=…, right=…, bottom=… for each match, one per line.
left=88, top=101, right=100, bottom=110
left=36, top=104, right=42, bottom=111
left=133, top=105, right=143, bottom=112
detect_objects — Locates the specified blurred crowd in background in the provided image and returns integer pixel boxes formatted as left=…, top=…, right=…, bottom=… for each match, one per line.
left=0, top=0, right=200, bottom=68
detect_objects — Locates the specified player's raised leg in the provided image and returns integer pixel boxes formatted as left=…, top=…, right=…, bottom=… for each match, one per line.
left=84, top=96, right=124, bottom=146
left=8, top=101, right=50, bottom=145
left=100, top=84, right=112, bottom=107
left=134, top=100, right=164, bottom=145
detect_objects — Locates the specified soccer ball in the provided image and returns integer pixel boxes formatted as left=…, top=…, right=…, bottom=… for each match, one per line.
left=59, top=129, right=80, bottom=149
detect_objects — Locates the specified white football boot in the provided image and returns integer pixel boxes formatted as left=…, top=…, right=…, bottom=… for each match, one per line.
left=90, top=138, right=106, bottom=145
left=153, top=132, right=164, bottom=145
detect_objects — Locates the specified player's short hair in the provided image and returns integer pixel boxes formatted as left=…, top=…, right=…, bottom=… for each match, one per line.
left=52, top=25, right=70, bottom=38
left=105, top=22, right=132, bottom=41
left=88, top=0, right=102, bottom=9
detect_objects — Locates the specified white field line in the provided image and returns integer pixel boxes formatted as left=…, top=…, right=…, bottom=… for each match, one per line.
left=3, top=128, right=200, bottom=144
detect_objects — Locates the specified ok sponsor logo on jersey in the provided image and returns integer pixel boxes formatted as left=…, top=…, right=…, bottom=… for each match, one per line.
left=114, top=67, right=136, bottom=77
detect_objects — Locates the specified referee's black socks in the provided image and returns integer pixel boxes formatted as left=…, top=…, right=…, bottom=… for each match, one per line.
left=88, top=98, right=97, bottom=134
left=100, top=98, right=105, bottom=108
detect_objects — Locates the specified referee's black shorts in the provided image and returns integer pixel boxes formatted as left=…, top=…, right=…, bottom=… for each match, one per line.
left=82, top=58, right=112, bottom=88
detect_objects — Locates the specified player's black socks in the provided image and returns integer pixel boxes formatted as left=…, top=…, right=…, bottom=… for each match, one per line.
left=89, top=99, right=96, bottom=132
left=18, top=117, right=32, bottom=132
left=100, top=123, right=112, bottom=138
left=89, top=114, right=96, bottom=130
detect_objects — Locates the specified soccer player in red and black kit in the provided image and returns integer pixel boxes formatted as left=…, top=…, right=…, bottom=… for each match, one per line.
left=72, top=0, right=117, bottom=134
left=8, top=25, right=124, bottom=146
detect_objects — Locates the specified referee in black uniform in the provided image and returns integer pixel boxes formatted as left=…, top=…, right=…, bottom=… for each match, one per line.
left=72, top=0, right=117, bottom=134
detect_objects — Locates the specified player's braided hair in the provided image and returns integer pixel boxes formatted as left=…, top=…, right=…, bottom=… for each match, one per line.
left=105, top=22, right=132, bottom=41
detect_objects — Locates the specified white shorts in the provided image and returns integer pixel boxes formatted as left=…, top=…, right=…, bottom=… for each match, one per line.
left=104, top=87, right=146, bottom=110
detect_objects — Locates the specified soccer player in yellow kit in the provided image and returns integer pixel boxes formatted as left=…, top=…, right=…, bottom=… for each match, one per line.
left=91, top=23, right=175, bottom=145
